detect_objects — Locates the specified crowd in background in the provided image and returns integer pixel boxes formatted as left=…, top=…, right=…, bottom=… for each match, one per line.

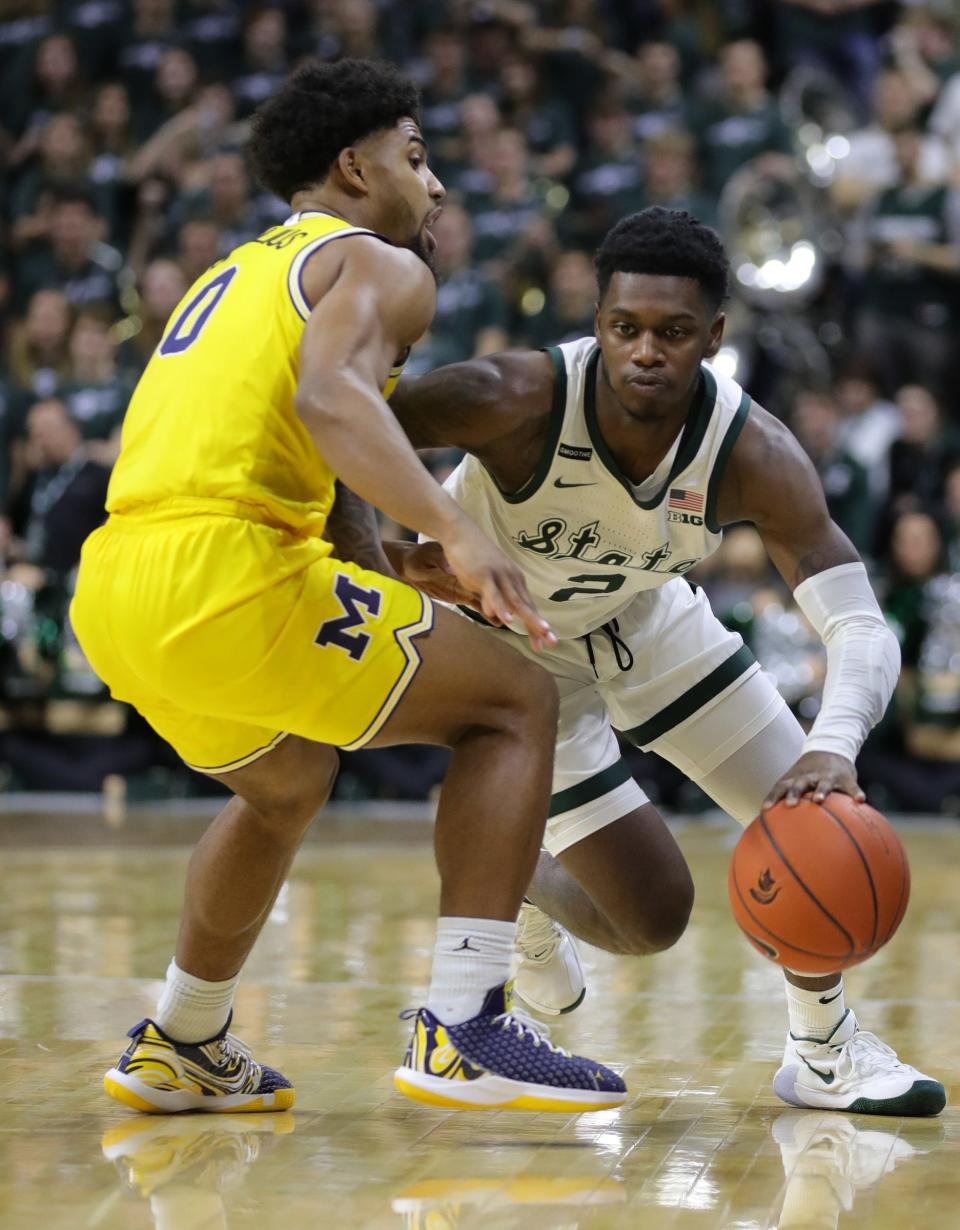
left=0, top=0, right=958, bottom=811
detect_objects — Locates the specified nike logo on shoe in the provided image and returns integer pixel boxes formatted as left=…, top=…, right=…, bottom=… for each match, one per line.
left=819, top=989, right=843, bottom=1004
left=554, top=477, right=597, bottom=488
left=800, top=1054, right=836, bottom=1084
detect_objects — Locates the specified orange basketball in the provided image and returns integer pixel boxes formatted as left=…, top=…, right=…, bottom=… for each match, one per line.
left=727, top=793, right=910, bottom=974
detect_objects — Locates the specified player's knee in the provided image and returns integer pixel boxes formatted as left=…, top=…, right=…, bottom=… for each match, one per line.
left=251, top=747, right=339, bottom=835
left=616, top=869, right=695, bottom=955
left=505, top=659, right=559, bottom=735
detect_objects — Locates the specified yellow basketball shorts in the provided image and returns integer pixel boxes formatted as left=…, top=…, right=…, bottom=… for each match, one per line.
left=70, top=510, right=434, bottom=773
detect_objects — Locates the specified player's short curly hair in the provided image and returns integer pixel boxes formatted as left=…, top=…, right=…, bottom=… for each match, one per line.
left=595, top=208, right=729, bottom=312
left=248, top=59, right=421, bottom=202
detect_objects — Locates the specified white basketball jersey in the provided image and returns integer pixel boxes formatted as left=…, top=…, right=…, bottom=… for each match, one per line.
left=444, top=336, right=752, bottom=639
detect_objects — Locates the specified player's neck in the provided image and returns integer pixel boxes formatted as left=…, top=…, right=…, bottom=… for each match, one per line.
left=289, top=189, right=377, bottom=232
left=593, top=363, right=696, bottom=485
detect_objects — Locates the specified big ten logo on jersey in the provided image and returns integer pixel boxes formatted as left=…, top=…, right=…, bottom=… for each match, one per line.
left=314, top=573, right=382, bottom=661
left=254, top=225, right=309, bottom=251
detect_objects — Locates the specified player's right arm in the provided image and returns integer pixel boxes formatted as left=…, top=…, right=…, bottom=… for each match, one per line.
left=294, top=238, right=554, bottom=647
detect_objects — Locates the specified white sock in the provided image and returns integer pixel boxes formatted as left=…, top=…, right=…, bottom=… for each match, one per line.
left=784, top=973, right=845, bottom=1041
left=425, top=917, right=516, bottom=1025
left=155, top=959, right=239, bottom=1043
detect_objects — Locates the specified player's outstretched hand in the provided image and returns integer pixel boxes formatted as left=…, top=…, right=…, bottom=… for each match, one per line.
left=763, top=751, right=865, bottom=810
left=394, top=541, right=486, bottom=612
left=441, top=520, right=557, bottom=652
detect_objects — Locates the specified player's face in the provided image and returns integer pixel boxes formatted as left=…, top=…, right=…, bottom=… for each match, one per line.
left=365, top=118, right=445, bottom=271
left=595, top=273, right=724, bottom=421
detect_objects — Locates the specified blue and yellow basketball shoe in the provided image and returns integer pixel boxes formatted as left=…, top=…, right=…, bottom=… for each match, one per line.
left=393, top=984, right=626, bottom=1112
left=103, top=1015, right=295, bottom=1114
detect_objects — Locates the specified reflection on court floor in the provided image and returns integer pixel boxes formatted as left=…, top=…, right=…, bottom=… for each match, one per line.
left=1, top=818, right=958, bottom=1228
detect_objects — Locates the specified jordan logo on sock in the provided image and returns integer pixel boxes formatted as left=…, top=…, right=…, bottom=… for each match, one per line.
left=455, top=938, right=479, bottom=952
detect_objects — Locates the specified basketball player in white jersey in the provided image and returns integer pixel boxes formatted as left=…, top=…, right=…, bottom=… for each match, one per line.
left=387, top=208, right=945, bottom=1116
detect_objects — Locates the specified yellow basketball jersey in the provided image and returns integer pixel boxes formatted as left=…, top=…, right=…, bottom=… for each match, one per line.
left=107, top=211, right=407, bottom=538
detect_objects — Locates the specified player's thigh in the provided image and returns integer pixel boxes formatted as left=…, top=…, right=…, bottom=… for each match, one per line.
left=557, top=803, right=694, bottom=951
left=367, top=603, right=558, bottom=749
left=695, top=702, right=806, bottom=826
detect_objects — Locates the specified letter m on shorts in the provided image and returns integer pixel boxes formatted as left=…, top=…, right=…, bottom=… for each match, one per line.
left=315, top=573, right=382, bottom=661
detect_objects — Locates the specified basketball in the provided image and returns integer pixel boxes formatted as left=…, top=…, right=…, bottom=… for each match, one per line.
left=727, top=793, right=910, bottom=975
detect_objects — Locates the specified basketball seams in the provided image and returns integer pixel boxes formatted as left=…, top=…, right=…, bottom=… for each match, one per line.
left=757, top=810, right=858, bottom=957
left=729, top=857, right=853, bottom=964
left=819, top=799, right=880, bottom=952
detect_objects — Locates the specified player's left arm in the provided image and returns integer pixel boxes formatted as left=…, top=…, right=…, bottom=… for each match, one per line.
left=716, top=406, right=901, bottom=809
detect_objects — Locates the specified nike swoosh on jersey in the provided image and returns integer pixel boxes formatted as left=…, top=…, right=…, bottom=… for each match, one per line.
left=553, top=477, right=597, bottom=488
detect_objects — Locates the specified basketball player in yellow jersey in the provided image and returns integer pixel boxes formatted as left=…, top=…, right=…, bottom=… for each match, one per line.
left=70, top=59, right=626, bottom=1115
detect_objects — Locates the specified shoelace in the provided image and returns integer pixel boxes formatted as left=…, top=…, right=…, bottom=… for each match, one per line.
left=834, top=1030, right=909, bottom=1081
left=398, top=1004, right=566, bottom=1055
left=493, top=1009, right=570, bottom=1056
left=212, top=1033, right=253, bottom=1065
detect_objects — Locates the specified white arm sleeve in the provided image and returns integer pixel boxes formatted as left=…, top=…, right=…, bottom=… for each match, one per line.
left=793, top=561, right=901, bottom=763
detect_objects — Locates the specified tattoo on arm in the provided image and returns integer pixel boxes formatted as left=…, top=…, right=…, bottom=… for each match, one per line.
left=324, top=481, right=394, bottom=575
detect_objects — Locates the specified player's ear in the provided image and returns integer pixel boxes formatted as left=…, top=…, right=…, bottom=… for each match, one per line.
left=335, top=147, right=368, bottom=194
left=704, top=311, right=725, bottom=358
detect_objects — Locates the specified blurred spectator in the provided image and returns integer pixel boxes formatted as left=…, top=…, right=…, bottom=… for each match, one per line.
left=831, top=70, right=949, bottom=215
left=568, top=93, right=644, bottom=248
left=179, top=150, right=281, bottom=254
left=522, top=248, right=597, bottom=348
left=6, top=290, right=73, bottom=400
left=688, top=39, right=793, bottom=197
left=6, top=399, right=109, bottom=579
left=232, top=6, right=290, bottom=119
left=89, top=84, right=137, bottom=241
left=640, top=129, right=717, bottom=227
left=118, top=0, right=179, bottom=100
left=621, top=40, right=688, bottom=143
left=120, top=258, right=187, bottom=373
left=884, top=384, right=960, bottom=530
left=8, top=32, right=85, bottom=145
left=57, top=312, right=133, bottom=463
left=835, top=362, right=901, bottom=499
left=312, top=0, right=385, bottom=64
left=464, top=127, right=546, bottom=269
left=136, top=47, right=201, bottom=141
left=772, top=0, right=887, bottom=121
left=14, top=186, right=124, bottom=316
left=177, top=218, right=223, bottom=284
left=431, top=204, right=510, bottom=362
left=856, top=126, right=960, bottom=401
left=862, top=510, right=960, bottom=810
left=791, top=388, right=875, bottom=555
left=415, top=24, right=472, bottom=178
left=8, top=113, right=113, bottom=250
left=499, top=53, right=577, bottom=180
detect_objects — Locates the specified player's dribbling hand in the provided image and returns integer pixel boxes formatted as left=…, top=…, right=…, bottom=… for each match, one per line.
left=441, top=522, right=557, bottom=652
left=763, top=751, right=865, bottom=810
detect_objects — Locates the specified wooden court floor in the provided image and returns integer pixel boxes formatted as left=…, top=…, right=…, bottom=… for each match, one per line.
left=1, top=816, right=959, bottom=1229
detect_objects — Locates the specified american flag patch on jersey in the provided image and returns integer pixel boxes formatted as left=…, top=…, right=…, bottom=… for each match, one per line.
left=668, top=488, right=704, bottom=513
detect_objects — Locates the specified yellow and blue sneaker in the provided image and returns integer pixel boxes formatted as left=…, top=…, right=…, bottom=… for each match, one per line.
left=103, top=1015, right=295, bottom=1114
left=393, top=984, right=626, bottom=1112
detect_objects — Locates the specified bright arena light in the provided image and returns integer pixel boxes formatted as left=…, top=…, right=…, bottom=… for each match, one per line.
left=712, top=346, right=740, bottom=379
